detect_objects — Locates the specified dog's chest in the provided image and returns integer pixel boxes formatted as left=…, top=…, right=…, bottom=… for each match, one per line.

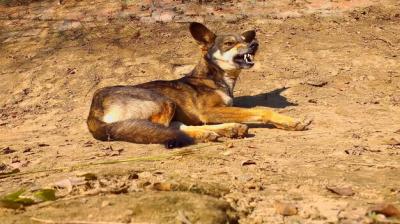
left=216, top=90, right=233, bottom=106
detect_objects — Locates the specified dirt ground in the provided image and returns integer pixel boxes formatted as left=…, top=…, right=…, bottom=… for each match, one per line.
left=1, top=0, right=400, bottom=223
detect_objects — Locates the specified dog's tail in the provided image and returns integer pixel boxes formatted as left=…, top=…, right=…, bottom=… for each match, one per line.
left=87, top=116, right=193, bottom=148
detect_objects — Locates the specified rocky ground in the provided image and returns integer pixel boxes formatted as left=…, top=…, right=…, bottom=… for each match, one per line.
left=0, top=0, right=400, bottom=223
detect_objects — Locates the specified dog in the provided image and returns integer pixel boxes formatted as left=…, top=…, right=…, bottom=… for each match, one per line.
left=87, top=22, right=311, bottom=148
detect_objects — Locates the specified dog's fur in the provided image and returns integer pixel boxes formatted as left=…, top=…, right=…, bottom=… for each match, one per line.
left=87, top=23, right=311, bottom=148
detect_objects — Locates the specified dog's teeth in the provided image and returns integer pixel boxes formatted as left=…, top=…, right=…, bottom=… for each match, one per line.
left=249, top=54, right=253, bottom=60
left=244, top=55, right=249, bottom=63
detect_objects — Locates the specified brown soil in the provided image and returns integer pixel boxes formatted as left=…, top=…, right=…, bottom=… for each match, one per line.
left=1, top=0, right=400, bottom=223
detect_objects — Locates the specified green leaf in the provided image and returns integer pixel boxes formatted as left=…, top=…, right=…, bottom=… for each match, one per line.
left=0, top=188, right=56, bottom=209
left=33, top=189, right=56, bottom=201
left=0, top=189, right=34, bottom=209
left=2, top=189, right=25, bottom=201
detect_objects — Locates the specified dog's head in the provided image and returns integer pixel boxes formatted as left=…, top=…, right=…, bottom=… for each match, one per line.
left=190, top=22, right=259, bottom=71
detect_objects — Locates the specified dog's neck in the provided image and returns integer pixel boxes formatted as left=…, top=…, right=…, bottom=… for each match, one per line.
left=187, top=55, right=241, bottom=97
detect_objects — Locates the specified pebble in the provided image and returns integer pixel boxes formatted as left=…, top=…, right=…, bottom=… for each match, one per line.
left=101, top=200, right=112, bottom=207
left=274, top=201, right=298, bottom=216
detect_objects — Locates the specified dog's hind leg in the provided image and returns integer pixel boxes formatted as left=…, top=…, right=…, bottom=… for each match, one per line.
left=87, top=87, right=194, bottom=148
left=106, top=119, right=193, bottom=148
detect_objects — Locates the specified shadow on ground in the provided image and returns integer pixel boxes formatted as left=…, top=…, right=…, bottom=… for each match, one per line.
left=234, top=87, right=297, bottom=108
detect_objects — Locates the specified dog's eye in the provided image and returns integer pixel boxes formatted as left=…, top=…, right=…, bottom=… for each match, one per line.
left=224, top=41, right=235, bottom=46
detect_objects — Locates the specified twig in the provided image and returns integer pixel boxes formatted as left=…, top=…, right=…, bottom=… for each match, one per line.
left=0, top=143, right=215, bottom=179
left=371, top=37, right=394, bottom=47
left=31, top=217, right=149, bottom=224
left=0, top=131, right=332, bottom=179
left=346, top=163, right=400, bottom=169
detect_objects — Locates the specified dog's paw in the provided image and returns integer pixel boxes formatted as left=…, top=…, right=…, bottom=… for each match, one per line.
left=274, top=117, right=313, bottom=131
left=214, top=123, right=249, bottom=138
left=290, top=117, right=313, bottom=131
left=179, top=129, right=220, bottom=143
left=195, top=130, right=219, bottom=143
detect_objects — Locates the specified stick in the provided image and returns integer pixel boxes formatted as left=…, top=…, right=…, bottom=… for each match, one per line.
left=31, top=217, right=150, bottom=224
left=0, top=143, right=215, bottom=179
left=0, top=131, right=332, bottom=179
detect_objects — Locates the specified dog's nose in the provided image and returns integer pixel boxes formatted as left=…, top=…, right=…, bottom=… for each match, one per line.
left=249, top=41, right=259, bottom=51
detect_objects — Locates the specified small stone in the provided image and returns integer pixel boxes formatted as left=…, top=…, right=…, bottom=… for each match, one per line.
left=76, top=172, right=97, bottom=181
left=225, top=142, right=234, bottom=148
left=274, top=201, right=298, bottom=216
left=11, top=156, right=20, bottom=163
left=101, top=200, right=112, bottom=207
left=222, top=150, right=233, bottom=156
left=2, top=147, right=16, bottom=154
left=152, top=11, right=175, bottom=22
left=153, top=182, right=173, bottom=191
left=128, top=172, right=139, bottom=180
left=140, top=16, right=156, bottom=24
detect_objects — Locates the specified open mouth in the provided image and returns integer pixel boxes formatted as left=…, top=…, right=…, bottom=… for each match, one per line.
left=233, top=53, right=255, bottom=67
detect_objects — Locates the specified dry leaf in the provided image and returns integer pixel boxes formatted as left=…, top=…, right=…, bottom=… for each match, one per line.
left=54, top=177, right=86, bottom=193
left=0, top=162, right=20, bottom=175
left=368, top=203, right=400, bottom=218
left=241, top=160, right=256, bottom=166
left=384, top=137, right=400, bottom=146
left=305, top=79, right=328, bottom=87
left=326, top=186, right=355, bottom=196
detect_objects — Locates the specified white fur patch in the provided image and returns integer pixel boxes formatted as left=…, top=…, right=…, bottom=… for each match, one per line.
left=216, top=90, right=233, bottom=106
left=102, top=99, right=160, bottom=123
left=212, top=49, right=238, bottom=70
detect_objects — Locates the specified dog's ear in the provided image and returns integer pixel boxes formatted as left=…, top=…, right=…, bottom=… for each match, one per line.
left=189, top=22, right=216, bottom=45
left=241, top=30, right=256, bottom=43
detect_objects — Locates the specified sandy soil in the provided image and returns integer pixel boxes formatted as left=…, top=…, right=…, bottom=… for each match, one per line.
left=1, top=0, right=400, bottom=223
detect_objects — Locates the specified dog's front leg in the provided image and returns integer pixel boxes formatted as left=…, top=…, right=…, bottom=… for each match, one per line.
left=201, top=107, right=311, bottom=131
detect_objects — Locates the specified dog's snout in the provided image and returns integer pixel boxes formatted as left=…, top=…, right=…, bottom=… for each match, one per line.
left=249, top=41, right=259, bottom=51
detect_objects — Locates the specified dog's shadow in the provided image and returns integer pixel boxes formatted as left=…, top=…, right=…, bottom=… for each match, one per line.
left=233, top=87, right=297, bottom=130
left=234, top=87, right=297, bottom=108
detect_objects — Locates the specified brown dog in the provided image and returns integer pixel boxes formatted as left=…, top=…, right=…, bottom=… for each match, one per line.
left=87, top=22, right=311, bottom=148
